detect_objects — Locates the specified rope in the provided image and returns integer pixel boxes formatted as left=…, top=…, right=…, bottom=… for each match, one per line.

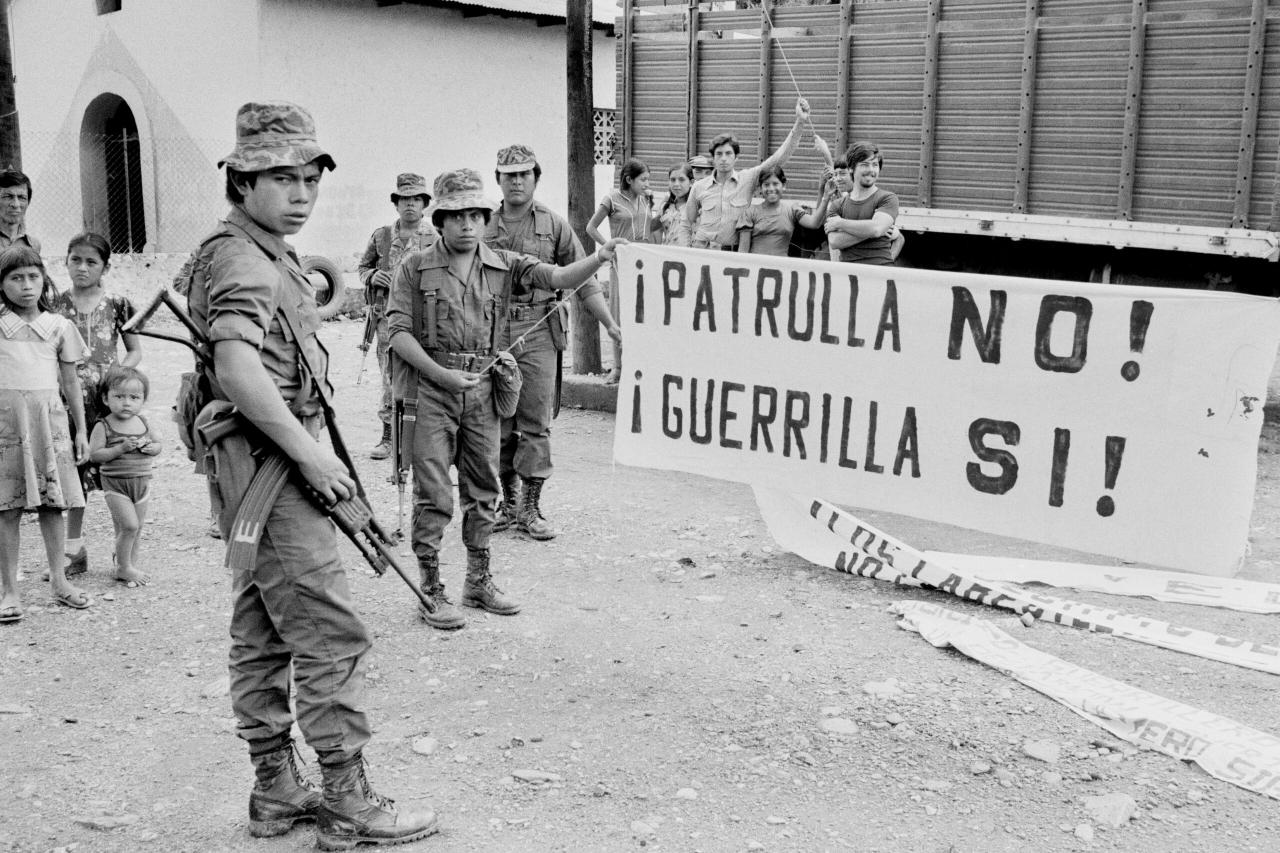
left=755, top=2, right=830, bottom=164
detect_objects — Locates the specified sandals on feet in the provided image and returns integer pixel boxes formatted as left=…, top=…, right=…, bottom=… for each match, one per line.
left=53, top=590, right=92, bottom=610
left=0, top=605, right=21, bottom=623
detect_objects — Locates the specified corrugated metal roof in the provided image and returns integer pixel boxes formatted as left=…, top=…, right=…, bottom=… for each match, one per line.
left=421, top=0, right=619, bottom=27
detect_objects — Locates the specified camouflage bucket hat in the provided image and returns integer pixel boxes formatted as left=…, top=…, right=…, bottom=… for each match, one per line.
left=391, top=172, right=431, bottom=204
left=218, top=101, right=336, bottom=173
left=495, top=144, right=538, bottom=174
left=427, top=169, right=498, bottom=216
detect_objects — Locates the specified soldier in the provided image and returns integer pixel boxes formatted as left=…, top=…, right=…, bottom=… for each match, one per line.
left=387, top=168, right=625, bottom=630
left=189, top=102, right=436, bottom=847
left=357, top=173, right=438, bottom=459
left=484, top=144, right=621, bottom=541
left=0, top=170, right=40, bottom=253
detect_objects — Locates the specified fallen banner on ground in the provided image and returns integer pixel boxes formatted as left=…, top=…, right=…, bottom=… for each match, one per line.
left=613, top=244, right=1280, bottom=575
left=893, top=601, right=1280, bottom=800
left=924, top=552, right=1280, bottom=615
left=753, top=487, right=1280, bottom=675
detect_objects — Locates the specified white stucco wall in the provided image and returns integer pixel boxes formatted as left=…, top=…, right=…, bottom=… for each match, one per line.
left=8, top=0, right=617, bottom=258
left=258, top=0, right=617, bottom=256
left=10, top=0, right=259, bottom=253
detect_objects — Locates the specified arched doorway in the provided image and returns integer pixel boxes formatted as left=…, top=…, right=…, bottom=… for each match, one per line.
left=80, top=94, right=147, bottom=252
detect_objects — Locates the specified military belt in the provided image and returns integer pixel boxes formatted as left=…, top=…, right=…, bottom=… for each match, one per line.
left=508, top=303, right=556, bottom=322
left=428, top=350, right=490, bottom=372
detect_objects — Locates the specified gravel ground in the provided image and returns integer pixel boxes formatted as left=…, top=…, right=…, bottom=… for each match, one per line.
left=1, top=314, right=1278, bottom=853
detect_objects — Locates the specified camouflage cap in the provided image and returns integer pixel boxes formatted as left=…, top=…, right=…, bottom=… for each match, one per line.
left=688, top=155, right=713, bottom=170
left=218, top=101, right=336, bottom=173
left=495, top=144, right=538, bottom=174
left=391, top=172, right=431, bottom=204
left=427, top=168, right=498, bottom=216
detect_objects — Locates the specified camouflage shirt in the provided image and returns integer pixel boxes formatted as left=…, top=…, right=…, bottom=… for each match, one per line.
left=358, top=220, right=438, bottom=290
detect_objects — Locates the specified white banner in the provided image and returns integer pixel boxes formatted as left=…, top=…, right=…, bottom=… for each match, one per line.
left=753, top=487, right=1280, bottom=675
left=894, top=601, right=1280, bottom=800
left=613, top=245, right=1280, bottom=575
left=925, top=552, right=1280, bottom=615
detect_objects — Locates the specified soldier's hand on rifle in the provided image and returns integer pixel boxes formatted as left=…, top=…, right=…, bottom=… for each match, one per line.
left=299, top=443, right=356, bottom=506
left=371, top=269, right=393, bottom=290
left=439, top=370, right=481, bottom=394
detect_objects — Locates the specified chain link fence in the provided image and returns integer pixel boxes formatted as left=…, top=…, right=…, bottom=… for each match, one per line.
left=20, top=130, right=227, bottom=259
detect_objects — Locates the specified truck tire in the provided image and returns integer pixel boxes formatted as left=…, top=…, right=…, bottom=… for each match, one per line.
left=301, top=255, right=346, bottom=320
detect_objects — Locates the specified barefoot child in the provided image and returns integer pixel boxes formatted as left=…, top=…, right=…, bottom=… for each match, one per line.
left=51, top=232, right=141, bottom=577
left=89, top=366, right=159, bottom=587
left=0, top=246, right=92, bottom=621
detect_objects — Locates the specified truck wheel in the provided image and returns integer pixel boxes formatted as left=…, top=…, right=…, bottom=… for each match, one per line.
left=301, top=255, right=346, bottom=320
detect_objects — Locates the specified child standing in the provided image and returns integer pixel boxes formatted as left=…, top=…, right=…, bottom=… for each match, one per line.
left=587, top=158, right=653, bottom=383
left=0, top=246, right=92, bottom=621
left=89, top=366, right=160, bottom=587
left=51, top=232, right=141, bottom=576
left=657, top=163, right=694, bottom=246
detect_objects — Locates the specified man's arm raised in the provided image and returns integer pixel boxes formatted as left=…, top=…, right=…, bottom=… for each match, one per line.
left=755, top=98, right=812, bottom=177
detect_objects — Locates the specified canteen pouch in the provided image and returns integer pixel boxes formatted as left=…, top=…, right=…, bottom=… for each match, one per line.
left=490, top=355, right=524, bottom=419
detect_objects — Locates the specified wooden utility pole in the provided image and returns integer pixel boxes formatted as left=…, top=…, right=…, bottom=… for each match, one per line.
left=566, top=0, right=602, bottom=374
left=0, top=1, right=21, bottom=171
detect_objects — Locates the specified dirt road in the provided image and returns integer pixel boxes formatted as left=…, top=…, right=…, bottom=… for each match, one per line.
left=2, top=316, right=1278, bottom=853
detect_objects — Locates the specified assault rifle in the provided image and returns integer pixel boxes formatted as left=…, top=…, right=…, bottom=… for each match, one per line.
left=123, top=287, right=434, bottom=613
left=356, top=300, right=376, bottom=385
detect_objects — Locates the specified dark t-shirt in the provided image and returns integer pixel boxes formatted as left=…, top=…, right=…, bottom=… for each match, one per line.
left=834, top=188, right=899, bottom=265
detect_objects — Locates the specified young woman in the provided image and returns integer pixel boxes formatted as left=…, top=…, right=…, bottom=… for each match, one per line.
left=587, top=158, right=653, bottom=382
left=736, top=166, right=830, bottom=257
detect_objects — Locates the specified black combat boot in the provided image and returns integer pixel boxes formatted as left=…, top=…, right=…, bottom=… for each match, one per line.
left=493, top=473, right=521, bottom=532
left=370, top=423, right=392, bottom=461
left=315, top=752, right=438, bottom=851
left=517, top=477, right=556, bottom=541
left=417, top=553, right=464, bottom=630
left=461, top=548, right=521, bottom=615
left=247, top=734, right=321, bottom=838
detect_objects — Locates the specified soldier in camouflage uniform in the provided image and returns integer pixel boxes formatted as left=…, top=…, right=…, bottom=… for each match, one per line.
left=357, top=173, right=438, bottom=459
left=484, top=145, right=621, bottom=541
left=387, top=169, right=626, bottom=630
left=192, top=101, right=437, bottom=848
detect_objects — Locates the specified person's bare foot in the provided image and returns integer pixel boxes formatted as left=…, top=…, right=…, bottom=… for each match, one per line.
left=115, top=566, right=151, bottom=587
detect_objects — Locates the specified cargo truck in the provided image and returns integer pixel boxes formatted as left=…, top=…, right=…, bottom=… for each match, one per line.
left=616, top=0, right=1280, bottom=290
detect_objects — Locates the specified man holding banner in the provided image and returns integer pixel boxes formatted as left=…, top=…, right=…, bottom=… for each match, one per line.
left=386, top=168, right=627, bottom=629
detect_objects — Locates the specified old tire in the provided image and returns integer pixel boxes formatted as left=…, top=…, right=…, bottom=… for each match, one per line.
left=301, top=255, right=346, bottom=320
